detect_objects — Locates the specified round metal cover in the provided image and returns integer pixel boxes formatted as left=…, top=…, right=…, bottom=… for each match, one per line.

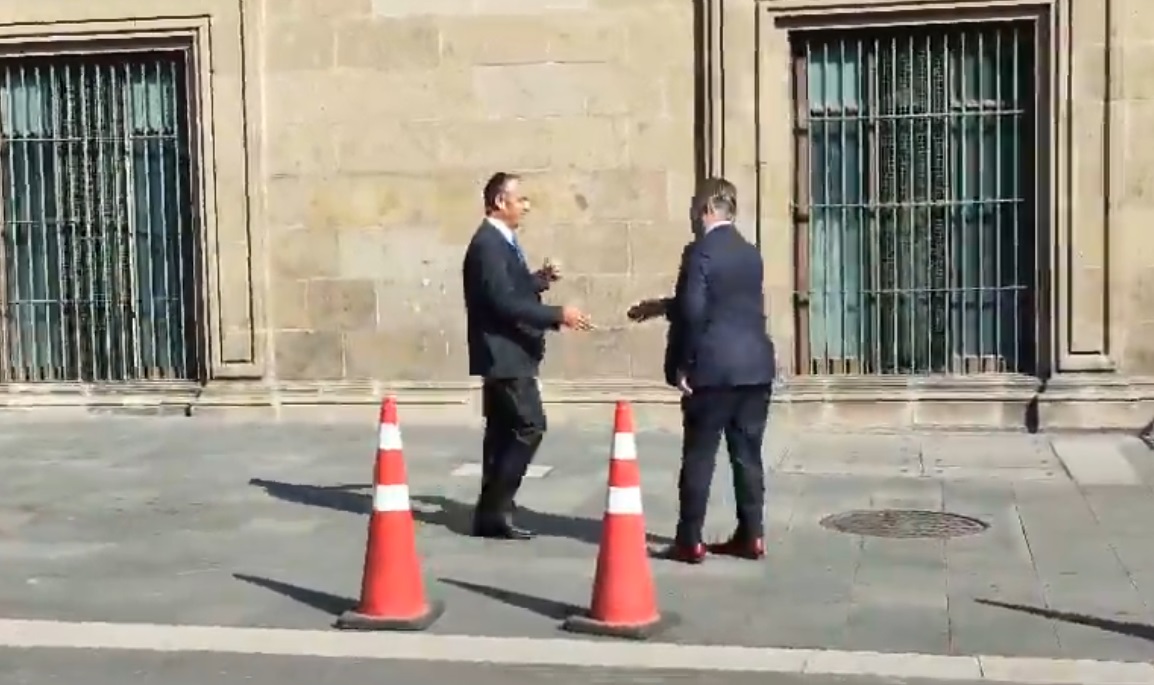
left=819, top=509, right=989, bottom=539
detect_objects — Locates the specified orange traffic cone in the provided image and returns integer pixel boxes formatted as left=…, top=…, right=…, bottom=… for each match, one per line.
left=562, top=401, right=671, bottom=640
left=335, top=397, right=443, bottom=631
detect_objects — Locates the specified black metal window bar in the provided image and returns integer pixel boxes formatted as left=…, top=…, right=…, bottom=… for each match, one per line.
left=0, top=50, right=202, bottom=382
left=791, top=22, right=1039, bottom=376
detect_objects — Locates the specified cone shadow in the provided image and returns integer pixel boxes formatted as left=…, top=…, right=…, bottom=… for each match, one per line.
left=439, top=577, right=580, bottom=621
left=249, top=478, right=369, bottom=514
left=234, top=573, right=354, bottom=616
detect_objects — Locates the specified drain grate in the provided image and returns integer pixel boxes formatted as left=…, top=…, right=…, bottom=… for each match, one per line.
left=819, top=509, right=989, bottom=539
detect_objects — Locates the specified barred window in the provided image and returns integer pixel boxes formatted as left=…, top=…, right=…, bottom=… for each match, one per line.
left=0, top=51, right=202, bottom=382
left=791, top=22, right=1039, bottom=376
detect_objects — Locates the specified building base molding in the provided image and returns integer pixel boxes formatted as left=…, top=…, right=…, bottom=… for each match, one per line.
left=0, top=376, right=1148, bottom=432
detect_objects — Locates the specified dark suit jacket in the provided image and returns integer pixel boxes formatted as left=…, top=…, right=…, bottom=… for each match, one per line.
left=663, top=242, right=694, bottom=388
left=663, top=223, right=776, bottom=389
left=462, top=220, right=561, bottom=379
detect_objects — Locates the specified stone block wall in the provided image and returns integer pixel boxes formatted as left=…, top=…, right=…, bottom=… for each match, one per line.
left=1114, top=0, right=1154, bottom=374
left=5, top=0, right=1154, bottom=429
left=261, top=0, right=697, bottom=385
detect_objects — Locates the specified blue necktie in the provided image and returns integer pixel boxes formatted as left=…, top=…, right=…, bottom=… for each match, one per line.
left=510, top=235, right=527, bottom=265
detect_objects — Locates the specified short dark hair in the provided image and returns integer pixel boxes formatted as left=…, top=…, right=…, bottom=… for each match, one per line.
left=483, top=172, right=520, bottom=212
left=694, top=177, right=737, bottom=219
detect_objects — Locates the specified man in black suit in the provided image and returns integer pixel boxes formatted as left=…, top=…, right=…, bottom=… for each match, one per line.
left=462, top=172, right=593, bottom=540
left=628, top=177, right=776, bottom=564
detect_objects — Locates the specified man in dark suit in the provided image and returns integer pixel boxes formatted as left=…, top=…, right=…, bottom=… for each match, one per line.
left=462, top=172, right=592, bottom=540
left=628, top=177, right=776, bottom=564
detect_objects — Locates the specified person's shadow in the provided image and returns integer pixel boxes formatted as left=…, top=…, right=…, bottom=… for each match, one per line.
left=977, top=599, right=1154, bottom=643
left=248, top=479, right=673, bottom=547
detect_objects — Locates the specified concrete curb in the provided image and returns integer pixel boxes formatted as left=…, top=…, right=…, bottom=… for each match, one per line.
left=1, top=618, right=1153, bottom=683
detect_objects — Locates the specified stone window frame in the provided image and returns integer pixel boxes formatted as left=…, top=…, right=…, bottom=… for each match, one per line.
left=0, top=2, right=265, bottom=389
left=702, top=0, right=1114, bottom=386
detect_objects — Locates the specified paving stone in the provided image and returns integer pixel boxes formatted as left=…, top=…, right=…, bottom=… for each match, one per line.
left=924, top=465, right=1062, bottom=482
left=948, top=600, right=1063, bottom=658
left=947, top=573, right=1047, bottom=605
left=779, top=435, right=921, bottom=478
left=1050, top=435, right=1143, bottom=487
left=922, top=434, right=1055, bottom=468
left=1116, top=436, right=1154, bottom=489
left=863, top=480, right=945, bottom=510
left=844, top=605, right=950, bottom=654
left=1053, top=621, right=1154, bottom=662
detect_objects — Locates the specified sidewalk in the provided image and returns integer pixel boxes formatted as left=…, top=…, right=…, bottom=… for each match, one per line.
left=2, top=415, right=1154, bottom=664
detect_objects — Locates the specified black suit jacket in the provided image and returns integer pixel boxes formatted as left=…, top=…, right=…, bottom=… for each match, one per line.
left=663, top=223, right=776, bottom=389
left=462, top=221, right=562, bottom=379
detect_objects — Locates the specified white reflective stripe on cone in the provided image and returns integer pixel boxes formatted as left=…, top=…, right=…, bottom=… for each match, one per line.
left=611, top=433, right=637, bottom=460
left=378, top=423, right=403, bottom=451
left=373, top=484, right=411, bottom=512
left=606, top=486, right=643, bottom=515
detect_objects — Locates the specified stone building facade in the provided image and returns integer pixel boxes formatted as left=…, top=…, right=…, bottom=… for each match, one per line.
left=0, top=0, right=1150, bottom=430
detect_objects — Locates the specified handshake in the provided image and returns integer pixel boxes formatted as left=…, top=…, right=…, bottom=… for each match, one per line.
left=541, top=258, right=668, bottom=331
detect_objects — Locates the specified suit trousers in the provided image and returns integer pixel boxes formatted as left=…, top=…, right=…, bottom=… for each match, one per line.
left=476, top=377, right=547, bottom=526
left=675, top=384, right=772, bottom=547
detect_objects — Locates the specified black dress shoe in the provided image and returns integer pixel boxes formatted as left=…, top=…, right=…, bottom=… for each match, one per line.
left=472, top=522, right=535, bottom=540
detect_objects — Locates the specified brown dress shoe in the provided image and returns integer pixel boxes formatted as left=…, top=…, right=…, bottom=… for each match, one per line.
left=707, top=535, right=766, bottom=560
left=655, top=542, right=707, bottom=564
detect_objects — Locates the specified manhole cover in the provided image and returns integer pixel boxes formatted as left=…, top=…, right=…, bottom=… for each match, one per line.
left=819, top=509, right=989, bottom=539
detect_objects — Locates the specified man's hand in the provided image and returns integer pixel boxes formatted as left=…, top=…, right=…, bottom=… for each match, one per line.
left=627, top=298, right=668, bottom=323
left=560, top=305, right=594, bottom=331
left=536, top=257, right=562, bottom=283
left=676, top=371, right=692, bottom=396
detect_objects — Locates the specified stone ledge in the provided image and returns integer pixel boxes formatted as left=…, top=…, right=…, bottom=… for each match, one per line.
left=0, top=375, right=1148, bottom=431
